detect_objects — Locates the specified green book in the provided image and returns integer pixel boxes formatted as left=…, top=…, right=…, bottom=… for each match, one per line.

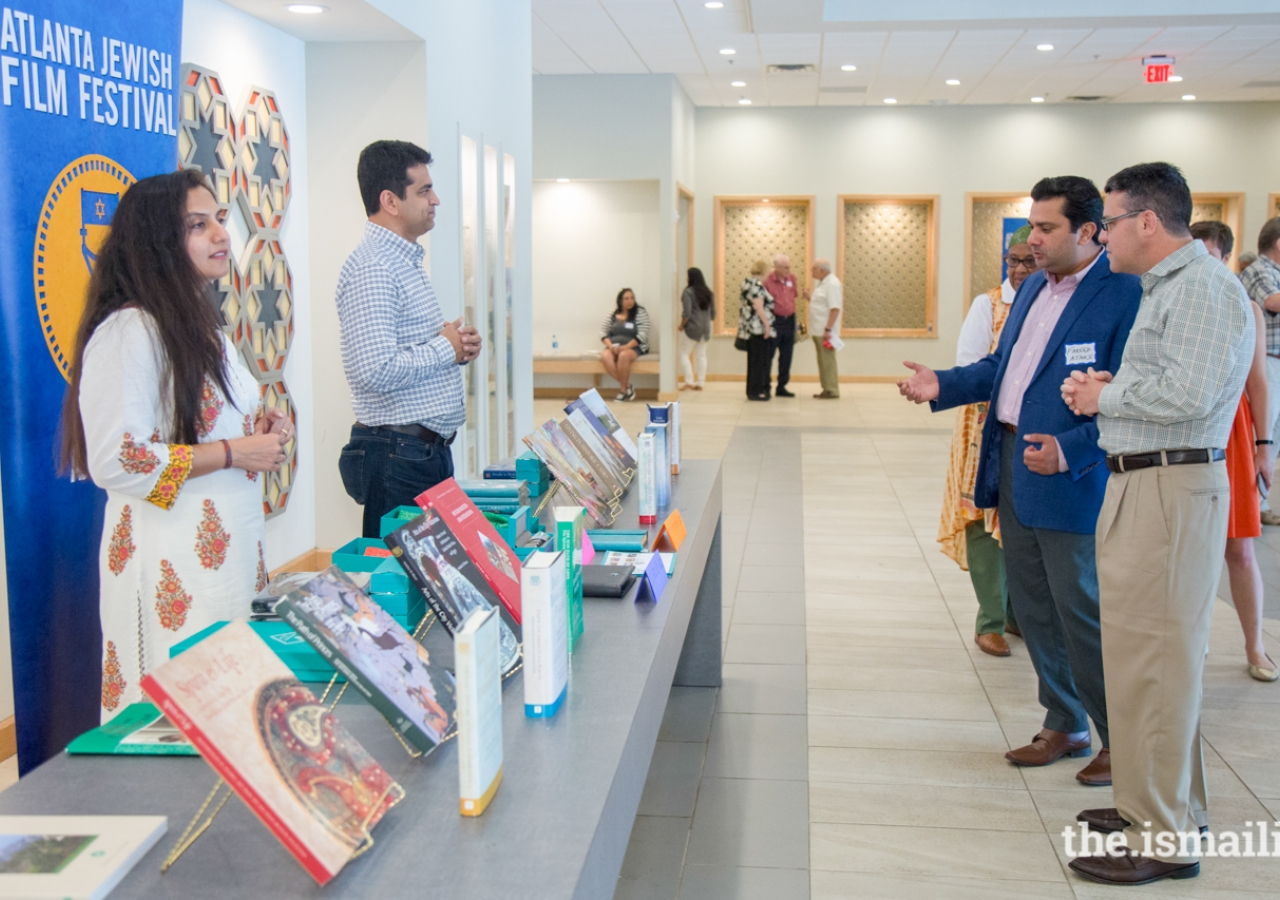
left=555, top=507, right=587, bottom=652
left=66, top=702, right=198, bottom=756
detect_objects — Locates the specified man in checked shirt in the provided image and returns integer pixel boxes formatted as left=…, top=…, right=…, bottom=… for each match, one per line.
left=1063, top=163, right=1253, bottom=886
left=335, top=140, right=482, bottom=537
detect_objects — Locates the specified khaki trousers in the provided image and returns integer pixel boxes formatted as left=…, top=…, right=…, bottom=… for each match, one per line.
left=812, top=336, right=839, bottom=397
left=1096, top=460, right=1227, bottom=859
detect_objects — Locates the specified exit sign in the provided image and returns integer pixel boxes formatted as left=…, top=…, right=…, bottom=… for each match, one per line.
left=1143, top=56, right=1175, bottom=83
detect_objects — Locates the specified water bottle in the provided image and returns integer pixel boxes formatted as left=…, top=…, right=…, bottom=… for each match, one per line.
left=552, top=334, right=559, bottom=353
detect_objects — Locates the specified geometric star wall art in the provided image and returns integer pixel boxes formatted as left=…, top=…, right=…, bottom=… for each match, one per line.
left=178, top=64, right=297, bottom=518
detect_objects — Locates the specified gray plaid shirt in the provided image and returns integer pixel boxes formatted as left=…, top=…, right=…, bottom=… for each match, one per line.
left=1097, top=240, right=1253, bottom=455
left=1241, top=254, right=1280, bottom=355
left=335, top=222, right=466, bottom=434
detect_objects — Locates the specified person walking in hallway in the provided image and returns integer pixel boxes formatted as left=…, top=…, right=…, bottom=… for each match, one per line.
left=335, top=140, right=482, bottom=539
left=938, top=224, right=1037, bottom=657
left=763, top=254, right=799, bottom=397
left=678, top=268, right=714, bottom=391
left=1192, top=221, right=1277, bottom=683
left=805, top=258, right=841, bottom=398
left=1062, top=162, right=1254, bottom=886
left=738, top=260, right=775, bottom=401
left=899, top=176, right=1142, bottom=787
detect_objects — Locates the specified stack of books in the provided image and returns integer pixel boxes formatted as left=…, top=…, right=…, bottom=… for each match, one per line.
left=485, top=452, right=551, bottom=497
left=330, top=537, right=428, bottom=632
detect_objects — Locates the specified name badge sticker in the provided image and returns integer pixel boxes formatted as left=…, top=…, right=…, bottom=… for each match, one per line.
left=1065, top=343, right=1097, bottom=366
left=625, top=322, right=635, bottom=330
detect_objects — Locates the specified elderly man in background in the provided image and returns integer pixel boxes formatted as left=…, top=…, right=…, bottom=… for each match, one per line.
left=1063, top=162, right=1253, bottom=886
left=805, top=258, right=842, bottom=399
left=1241, top=216, right=1280, bottom=525
left=763, top=254, right=800, bottom=397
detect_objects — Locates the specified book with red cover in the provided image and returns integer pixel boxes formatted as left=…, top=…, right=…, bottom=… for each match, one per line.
left=140, top=620, right=402, bottom=886
left=418, top=478, right=522, bottom=624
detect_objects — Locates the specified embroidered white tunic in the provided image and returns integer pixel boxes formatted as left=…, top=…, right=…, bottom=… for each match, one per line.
left=80, top=308, right=266, bottom=718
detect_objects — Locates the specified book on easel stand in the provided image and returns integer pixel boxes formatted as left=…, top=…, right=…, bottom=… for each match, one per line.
left=456, top=608, right=504, bottom=816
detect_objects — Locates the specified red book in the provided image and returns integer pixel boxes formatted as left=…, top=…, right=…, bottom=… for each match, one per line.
left=418, top=478, right=522, bottom=624
left=140, top=620, right=401, bottom=885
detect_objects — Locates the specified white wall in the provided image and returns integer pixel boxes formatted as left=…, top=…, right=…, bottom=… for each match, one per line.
left=694, top=101, right=1280, bottom=378
left=305, top=41, right=429, bottom=550
left=531, top=180, right=661, bottom=354
left=182, top=0, right=315, bottom=568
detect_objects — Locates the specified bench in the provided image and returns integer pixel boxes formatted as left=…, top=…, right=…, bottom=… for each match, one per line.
left=533, top=352, right=661, bottom=398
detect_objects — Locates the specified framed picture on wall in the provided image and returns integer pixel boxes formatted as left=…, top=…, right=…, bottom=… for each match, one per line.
left=964, top=192, right=1032, bottom=316
left=1190, top=193, right=1245, bottom=269
left=837, top=195, right=939, bottom=338
left=713, top=195, right=815, bottom=337
left=1270, top=193, right=1280, bottom=220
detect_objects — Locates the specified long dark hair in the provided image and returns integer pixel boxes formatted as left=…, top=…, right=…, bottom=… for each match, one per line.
left=615, top=288, right=638, bottom=321
left=60, top=168, right=235, bottom=477
left=687, top=267, right=713, bottom=312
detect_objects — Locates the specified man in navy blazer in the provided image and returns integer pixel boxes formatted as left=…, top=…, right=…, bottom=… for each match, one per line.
left=899, top=176, right=1142, bottom=786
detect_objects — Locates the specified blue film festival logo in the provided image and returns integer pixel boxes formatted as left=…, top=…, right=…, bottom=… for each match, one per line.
left=34, top=154, right=134, bottom=380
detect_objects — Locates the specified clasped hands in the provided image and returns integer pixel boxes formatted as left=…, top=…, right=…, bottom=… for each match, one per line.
left=441, top=317, right=483, bottom=364
left=1060, top=367, right=1112, bottom=417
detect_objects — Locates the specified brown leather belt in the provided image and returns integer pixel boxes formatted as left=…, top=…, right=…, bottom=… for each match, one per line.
left=358, top=422, right=455, bottom=446
left=1002, top=422, right=1017, bottom=434
left=1105, top=448, right=1224, bottom=474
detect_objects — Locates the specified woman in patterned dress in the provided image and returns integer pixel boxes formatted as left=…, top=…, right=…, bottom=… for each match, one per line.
left=738, top=260, right=775, bottom=401
left=59, top=169, right=291, bottom=718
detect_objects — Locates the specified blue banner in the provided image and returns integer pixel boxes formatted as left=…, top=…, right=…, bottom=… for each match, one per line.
left=0, top=0, right=181, bottom=772
left=1001, top=216, right=1030, bottom=282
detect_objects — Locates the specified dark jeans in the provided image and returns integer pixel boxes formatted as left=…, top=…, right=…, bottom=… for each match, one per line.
left=999, top=428, right=1108, bottom=746
left=338, top=424, right=455, bottom=538
left=745, top=334, right=774, bottom=398
left=773, top=314, right=795, bottom=389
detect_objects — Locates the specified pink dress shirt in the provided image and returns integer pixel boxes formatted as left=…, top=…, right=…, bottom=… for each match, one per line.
left=763, top=271, right=797, bottom=317
left=996, top=252, right=1103, bottom=471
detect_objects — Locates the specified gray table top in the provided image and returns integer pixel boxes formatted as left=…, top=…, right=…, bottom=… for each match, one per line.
left=0, top=459, right=722, bottom=899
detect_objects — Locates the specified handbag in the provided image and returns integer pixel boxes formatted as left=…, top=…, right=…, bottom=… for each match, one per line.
left=734, top=335, right=749, bottom=351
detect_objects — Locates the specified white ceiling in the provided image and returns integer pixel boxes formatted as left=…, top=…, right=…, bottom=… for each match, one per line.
left=532, top=0, right=1280, bottom=107
left=218, top=0, right=418, bottom=43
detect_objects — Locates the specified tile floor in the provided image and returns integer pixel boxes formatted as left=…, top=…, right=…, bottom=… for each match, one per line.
left=574, top=383, right=1280, bottom=900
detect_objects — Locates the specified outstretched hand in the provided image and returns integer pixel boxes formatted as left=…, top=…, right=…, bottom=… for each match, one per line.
left=897, top=361, right=939, bottom=404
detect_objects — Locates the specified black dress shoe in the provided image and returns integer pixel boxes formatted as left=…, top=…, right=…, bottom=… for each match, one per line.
left=1069, top=849, right=1199, bottom=886
left=775, top=387, right=795, bottom=397
left=1076, top=808, right=1208, bottom=836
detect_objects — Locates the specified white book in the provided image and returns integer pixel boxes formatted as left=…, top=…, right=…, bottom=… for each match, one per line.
left=637, top=432, right=657, bottom=524
left=521, top=551, right=568, bottom=718
left=456, top=607, right=504, bottom=816
left=669, top=401, right=681, bottom=475
left=0, top=815, right=167, bottom=900
left=645, top=423, right=671, bottom=508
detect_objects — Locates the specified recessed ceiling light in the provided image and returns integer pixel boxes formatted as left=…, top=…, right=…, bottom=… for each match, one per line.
left=738, top=98, right=752, bottom=105
left=1037, top=43, right=1054, bottom=51
left=1168, top=75, right=1183, bottom=82
left=285, top=3, right=327, bottom=12
left=1031, top=96, right=1045, bottom=103
left=556, top=178, right=570, bottom=183
left=704, top=1, right=724, bottom=7
left=946, top=79, right=960, bottom=85
left=841, top=64, right=857, bottom=72
left=1182, top=94, right=1196, bottom=100
left=720, top=47, right=736, bottom=55
left=731, top=80, right=746, bottom=87
left=884, top=98, right=897, bottom=104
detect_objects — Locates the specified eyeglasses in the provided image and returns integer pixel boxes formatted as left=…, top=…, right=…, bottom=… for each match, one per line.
left=1005, top=255, right=1037, bottom=270
left=1100, top=209, right=1150, bottom=231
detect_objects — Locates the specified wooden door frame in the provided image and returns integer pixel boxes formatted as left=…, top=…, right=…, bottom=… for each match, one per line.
left=837, top=194, right=940, bottom=338
left=713, top=195, right=816, bottom=336
left=1192, top=192, right=1245, bottom=270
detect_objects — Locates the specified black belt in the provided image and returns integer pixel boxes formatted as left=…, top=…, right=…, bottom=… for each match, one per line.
left=358, top=422, right=455, bottom=446
left=1105, top=448, right=1224, bottom=474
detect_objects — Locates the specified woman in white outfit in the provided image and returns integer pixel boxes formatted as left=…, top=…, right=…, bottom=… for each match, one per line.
left=678, top=267, right=714, bottom=390
left=59, top=168, right=290, bottom=718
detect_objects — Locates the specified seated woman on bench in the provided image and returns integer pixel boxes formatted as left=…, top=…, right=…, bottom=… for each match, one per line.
left=599, top=287, right=650, bottom=402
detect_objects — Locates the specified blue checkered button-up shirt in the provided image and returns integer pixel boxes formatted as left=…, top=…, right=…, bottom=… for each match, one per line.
left=335, top=222, right=466, bottom=434
left=1097, top=240, right=1253, bottom=455
left=1241, top=254, right=1280, bottom=355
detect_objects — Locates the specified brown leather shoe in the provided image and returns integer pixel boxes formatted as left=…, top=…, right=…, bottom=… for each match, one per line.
left=975, top=633, right=1011, bottom=657
left=1076, top=747, right=1111, bottom=786
left=1005, top=621, right=1022, bottom=638
left=1076, top=807, right=1208, bottom=836
left=1005, top=729, right=1091, bottom=766
left=1069, top=848, right=1199, bottom=885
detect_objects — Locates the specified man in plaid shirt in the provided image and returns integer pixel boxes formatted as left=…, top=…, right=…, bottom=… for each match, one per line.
left=335, top=140, right=481, bottom=537
left=1062, top=163, right=1253, bottom=886
left=1240, top=216, right=1280, bottom=524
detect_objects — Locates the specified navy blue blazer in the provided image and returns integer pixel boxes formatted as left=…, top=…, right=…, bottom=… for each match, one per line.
left=932, top=252, right=1141, bottom=534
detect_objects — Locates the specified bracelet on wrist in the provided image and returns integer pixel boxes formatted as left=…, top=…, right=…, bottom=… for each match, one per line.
left=1258, top=439, right=1275, bottom=446
left=220, top=439, right=233, bottom=469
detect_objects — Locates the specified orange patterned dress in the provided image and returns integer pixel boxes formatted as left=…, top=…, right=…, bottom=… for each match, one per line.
left=938, top=287, right=1011, bottom=569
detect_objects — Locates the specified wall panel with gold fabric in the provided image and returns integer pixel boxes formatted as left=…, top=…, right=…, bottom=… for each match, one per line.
left=964, top=193, right=1031, bottom=316
left=837, top=195, right=939, bottom=338
left=713, top=196, right=814, bottom=336
left=1190, top=192, right=1245, bottom=269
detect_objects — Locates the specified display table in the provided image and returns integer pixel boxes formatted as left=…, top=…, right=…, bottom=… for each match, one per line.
left=0, top=460, right=723, bottom=899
